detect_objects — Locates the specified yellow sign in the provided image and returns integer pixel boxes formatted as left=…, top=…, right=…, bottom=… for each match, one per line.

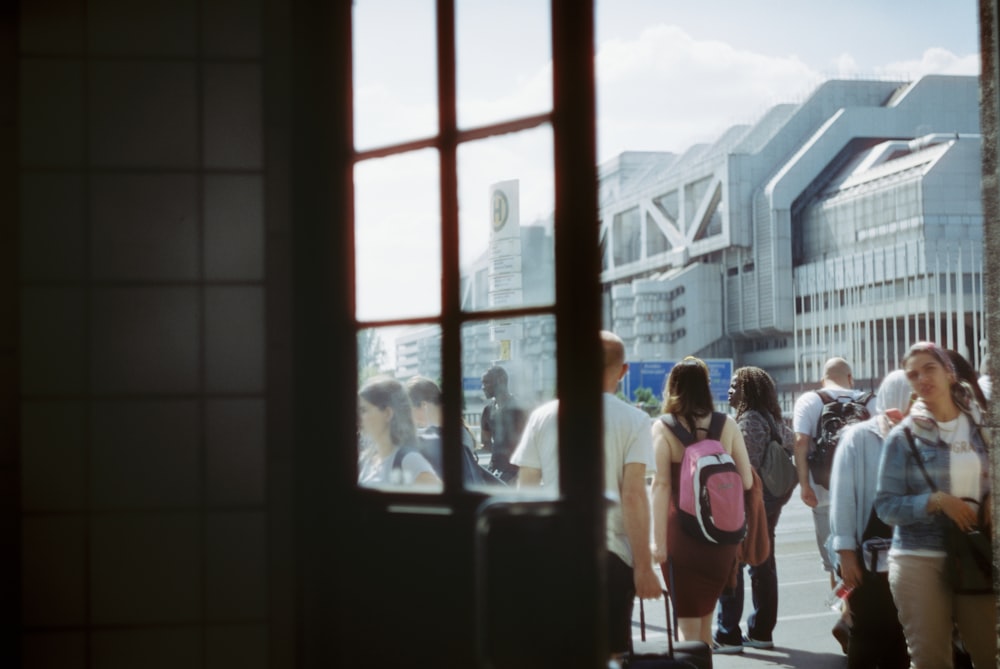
left=491, top=189, right=509, bottom=231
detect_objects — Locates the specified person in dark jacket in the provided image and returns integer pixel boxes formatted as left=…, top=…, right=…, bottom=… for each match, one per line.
left=713, top=366, right=794, bottom=653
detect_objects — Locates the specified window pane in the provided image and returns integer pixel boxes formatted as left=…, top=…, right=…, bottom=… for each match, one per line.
left=458, top=126, right=554, bottom=312
left=352, top=0, right=437, bottom=150
left=462, top=314, right=556, bottom=489
left=357, top=325, right=443, bottom=494
left=355, top=149, right=441, bottom=321
left=455, top=1, right=552, bottom=129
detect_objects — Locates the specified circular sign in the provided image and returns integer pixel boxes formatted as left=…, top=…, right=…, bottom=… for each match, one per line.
left=491, top=189, right=509, bottom=232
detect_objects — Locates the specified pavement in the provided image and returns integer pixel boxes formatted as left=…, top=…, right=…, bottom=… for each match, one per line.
left=631, top=495, right=849, bottom=668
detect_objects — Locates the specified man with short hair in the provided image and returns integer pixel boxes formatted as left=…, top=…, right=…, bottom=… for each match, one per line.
left=792, top=356, right=876, bottom=653
left=511, top=331, right=661, bottom=659
left=405, top=375, right=477, bottom=474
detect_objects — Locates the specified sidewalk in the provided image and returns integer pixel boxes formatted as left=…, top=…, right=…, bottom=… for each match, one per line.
left=632, top=496, right=847, bottom=668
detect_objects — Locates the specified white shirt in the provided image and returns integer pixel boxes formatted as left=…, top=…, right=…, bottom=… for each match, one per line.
left=510, top=393, right=656, bottom=566
left=792, top=384, right=877, bottom=505
left=358, top=446, right=436, bottom=486
left=942, top=413, right=982, bottom=506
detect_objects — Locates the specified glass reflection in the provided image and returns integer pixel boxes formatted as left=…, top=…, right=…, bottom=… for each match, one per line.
left=456, top=0, right=552, bottom=129
left=462, top=315, right=556, bottom=487
left=354, top=150, right=441, bottom=321
left=357, top=375, right=442, bottom=490
left=458, top=127, right=555, bottom=311
left=352, top=0, right=437, bottom=150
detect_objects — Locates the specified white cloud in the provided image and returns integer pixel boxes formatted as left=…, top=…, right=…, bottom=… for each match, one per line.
left=877, top=47, right=981, bottom=78
left=596, top=25, right=823, bottom=160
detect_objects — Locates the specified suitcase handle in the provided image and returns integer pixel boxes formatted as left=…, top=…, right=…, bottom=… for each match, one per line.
left=636, top=587, right=674, bottom=656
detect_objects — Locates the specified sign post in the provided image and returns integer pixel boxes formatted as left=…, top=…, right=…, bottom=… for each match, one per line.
left=488, top=180, right=522, bottom=360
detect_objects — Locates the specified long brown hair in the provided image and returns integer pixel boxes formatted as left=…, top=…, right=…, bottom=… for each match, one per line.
left=359, top=376, right=417, bottom=447
left=661, top=357, right=714, bottom=429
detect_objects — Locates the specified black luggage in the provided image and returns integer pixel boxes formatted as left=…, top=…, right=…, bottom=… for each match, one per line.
left=626, top=589, right=712, bottom=669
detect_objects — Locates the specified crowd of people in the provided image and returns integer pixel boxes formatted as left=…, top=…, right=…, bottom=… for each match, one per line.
left=355, top=334, right=996, bottom=667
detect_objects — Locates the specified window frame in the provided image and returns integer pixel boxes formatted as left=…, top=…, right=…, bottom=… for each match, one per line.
left=349, top=0, right=604, bottom=505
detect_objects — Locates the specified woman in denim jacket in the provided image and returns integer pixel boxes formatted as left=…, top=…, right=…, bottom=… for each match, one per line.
left=874, top=342, right=994, bottom=668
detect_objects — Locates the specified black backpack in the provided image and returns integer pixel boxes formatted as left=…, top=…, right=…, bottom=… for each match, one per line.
left=806, top=389, right=874, bottom=489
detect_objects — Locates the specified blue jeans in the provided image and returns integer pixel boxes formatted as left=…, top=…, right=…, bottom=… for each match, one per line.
left=715, top=495, right=782, bottom=643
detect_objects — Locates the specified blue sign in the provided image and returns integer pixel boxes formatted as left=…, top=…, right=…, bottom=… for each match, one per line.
left=463, top=376, right=483, bottom=392
left=623, top=359, right=733, bottom=403
left=704, top=359, right=735, bottom=402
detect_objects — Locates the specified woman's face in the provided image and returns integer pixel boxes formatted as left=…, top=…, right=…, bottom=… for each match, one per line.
left=358, top=398, right=391, bottom=441
left=728, top=376, right=742, bottom=408
left=904, top=351, right=955, bottom=406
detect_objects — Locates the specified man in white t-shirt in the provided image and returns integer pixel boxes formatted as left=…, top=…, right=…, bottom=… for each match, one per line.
left=792, top=356, right=876, bottom=652
left=511, top=331, right=661, bottom=659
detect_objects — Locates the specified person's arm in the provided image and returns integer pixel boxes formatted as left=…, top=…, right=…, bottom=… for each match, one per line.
left=403, top=451, right=442, bottom=488
left=516, top=466, right=542, bottom=488
left=792, top=394, right=819, bottom=507
left=414, top=471, right=441, bottom=486
left=794, top=431, right=817, bottom=507
left=650, top=421, right=672, bottom=565
left=621, top=462, right=661, bottom=600
left=480, top=406, right=494, bottom=451
left=829, top=428, right=861, bottom=588
left=874, top=429, right=928, bottom=525
left=724, top=416, right=754, bottom=490
left=737, top=412, right=769, bottom=471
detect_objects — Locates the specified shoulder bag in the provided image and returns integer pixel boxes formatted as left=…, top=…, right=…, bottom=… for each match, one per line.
left=903, top=427, right=994, bottom=594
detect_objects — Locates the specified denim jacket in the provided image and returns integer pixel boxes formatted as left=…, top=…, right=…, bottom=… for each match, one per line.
left=874, top=399, right=989, bottom=553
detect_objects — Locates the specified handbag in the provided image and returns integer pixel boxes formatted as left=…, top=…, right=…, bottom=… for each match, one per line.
left=758, top=417, right=797, bottom=499
left=903, top=427, right=995, bottom=594
left=859, top=507, right=893, bottom=573
left=944, top=494, right=993, bottom=594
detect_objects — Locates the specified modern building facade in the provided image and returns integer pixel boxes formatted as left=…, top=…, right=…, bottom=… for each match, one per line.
left=405, top=75, right=986, bottom=410
left=600, top=75, right=984, bottom=401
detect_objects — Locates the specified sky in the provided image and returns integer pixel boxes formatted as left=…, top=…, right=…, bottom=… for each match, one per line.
left=351, top=0, right=981, bottom=338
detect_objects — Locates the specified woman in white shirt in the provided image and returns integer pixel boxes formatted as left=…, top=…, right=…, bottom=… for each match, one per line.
left=357, top=376, right=440, bottom=488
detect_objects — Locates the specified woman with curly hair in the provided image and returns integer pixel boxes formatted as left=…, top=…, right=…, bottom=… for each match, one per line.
left=651, top=357, right=754, bottom=646
left=875, top=342, right=995, bottom=668
left=713, top=366, right=795, bottom=653
left=357, top=375, right=440, bottom=488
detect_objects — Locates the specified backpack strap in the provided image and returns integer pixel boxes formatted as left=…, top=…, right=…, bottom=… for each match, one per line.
left=391, top=446, right=417, bottom=471
left=661, top=412, right=726, bottom=445
left=856, top=390, right=875, bottom=406
left=815, top=389, right=834, bottom=404
left=706, top=411, right=727, bottom=441
left=813, top=389, right=836, bottom=437
left=902, top=427, right=938, bottom=492
left=660, top=413, right=695, bottom=446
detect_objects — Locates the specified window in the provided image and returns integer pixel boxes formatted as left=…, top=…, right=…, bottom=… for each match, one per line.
left=350, top=1, right=601, bottom=496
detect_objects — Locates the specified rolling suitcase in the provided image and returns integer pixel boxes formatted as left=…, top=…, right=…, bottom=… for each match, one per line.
left=626, top=588, right=712, bottom=669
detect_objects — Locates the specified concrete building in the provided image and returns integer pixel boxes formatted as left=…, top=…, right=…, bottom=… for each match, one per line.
left=407, top=75, right=985, bottom=408
left=599, top=75, right=983, bottom=400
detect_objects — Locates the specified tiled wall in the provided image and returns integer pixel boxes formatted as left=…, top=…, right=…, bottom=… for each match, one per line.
left=16, top=1, right=279, bottom=666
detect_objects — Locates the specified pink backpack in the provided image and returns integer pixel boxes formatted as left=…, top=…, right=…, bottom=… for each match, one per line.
left=662, top=412, right=746, bottom=545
